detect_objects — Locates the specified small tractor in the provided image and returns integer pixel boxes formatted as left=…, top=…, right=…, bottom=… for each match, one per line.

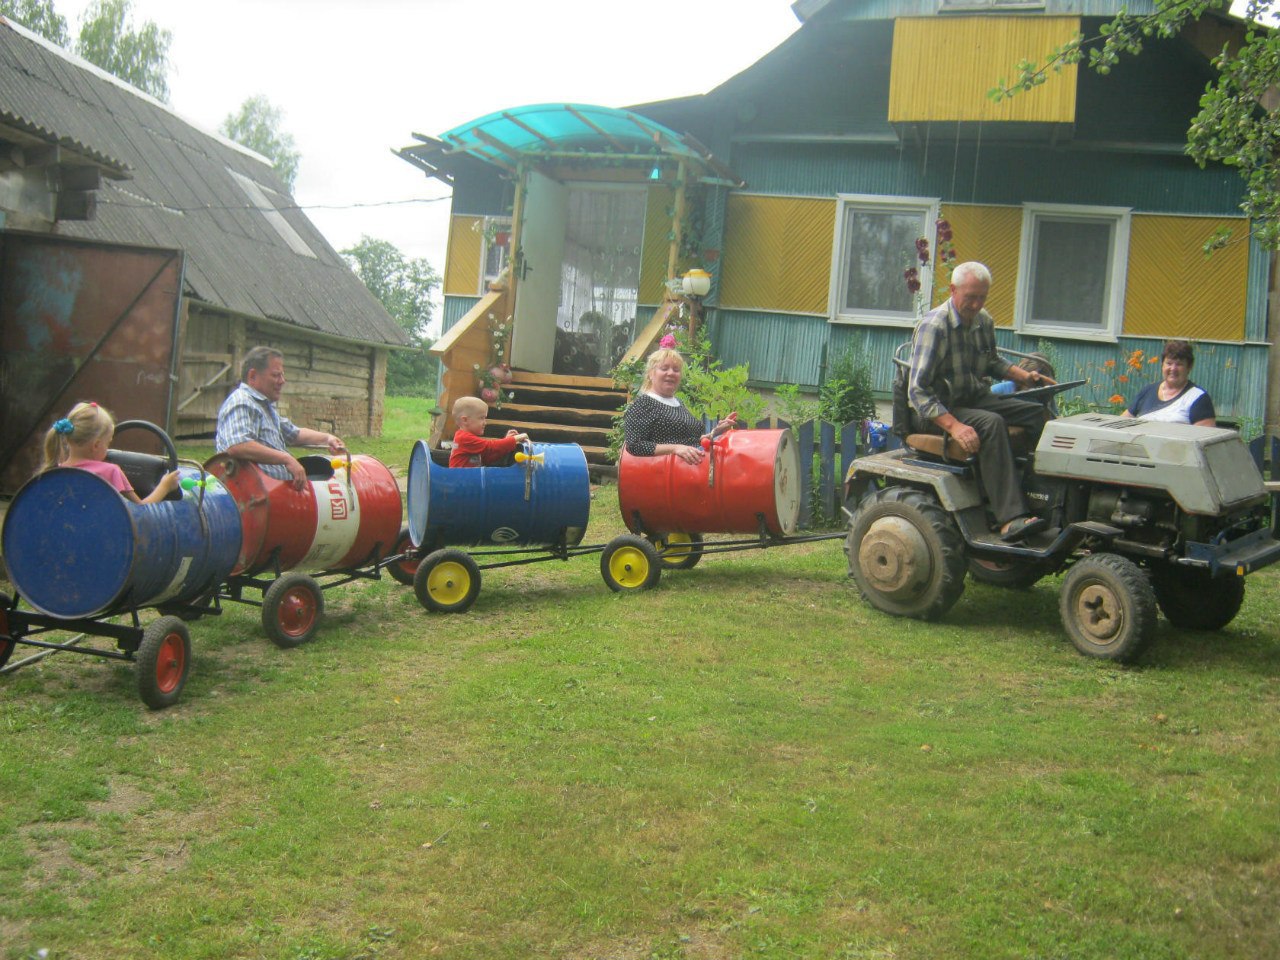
left=843, top=409, right=1280, bottom=661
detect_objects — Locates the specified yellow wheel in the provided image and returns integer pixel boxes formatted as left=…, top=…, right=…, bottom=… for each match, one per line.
left=601, top=535, right=661, bottom=593
left=414, top=549, right=482, bottom=613
left=652, top=532, right=704, bottom=570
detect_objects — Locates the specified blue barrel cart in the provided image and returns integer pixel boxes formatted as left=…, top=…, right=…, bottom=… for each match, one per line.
left=0, top=422, right=240, bottom=708
left=403, top=440, right=597, bottom=613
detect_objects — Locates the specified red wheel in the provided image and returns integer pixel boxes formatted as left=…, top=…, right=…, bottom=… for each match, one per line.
left=137, top=616, right=190, bottom=709
left=386, top=525, right=421, bottom=587
left=262, top=573, right=324, bottom=648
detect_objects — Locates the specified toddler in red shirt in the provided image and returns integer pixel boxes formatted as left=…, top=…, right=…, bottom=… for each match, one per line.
left=449, top=396, right=530, bottom=468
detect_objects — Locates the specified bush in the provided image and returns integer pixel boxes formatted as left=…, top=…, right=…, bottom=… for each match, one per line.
left=819, top=341, right=877, bottom=427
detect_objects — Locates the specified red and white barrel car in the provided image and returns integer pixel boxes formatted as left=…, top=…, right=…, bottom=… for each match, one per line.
left=206, top=452, right=404, bottom=647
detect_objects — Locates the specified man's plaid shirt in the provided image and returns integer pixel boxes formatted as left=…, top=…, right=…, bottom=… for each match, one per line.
left=215, top=381, right=300, bottom=481
left=907, top=299, right=1013, bottom=421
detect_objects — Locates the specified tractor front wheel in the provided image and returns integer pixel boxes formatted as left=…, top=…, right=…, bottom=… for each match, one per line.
left=1059, top=553, right=1156, bottom=661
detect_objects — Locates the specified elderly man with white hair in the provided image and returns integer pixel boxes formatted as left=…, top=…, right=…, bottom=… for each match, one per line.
left=907, top=261, right=1055, bottom=542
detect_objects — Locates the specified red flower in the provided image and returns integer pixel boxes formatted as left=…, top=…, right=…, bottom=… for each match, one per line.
left=1109, top=394, right=1125, bottom=405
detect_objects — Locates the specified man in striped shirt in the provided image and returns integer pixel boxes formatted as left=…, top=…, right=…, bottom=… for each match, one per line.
left=215, top=346, right=346, bottom=490
left=907, top=261, right=1053, bottom=542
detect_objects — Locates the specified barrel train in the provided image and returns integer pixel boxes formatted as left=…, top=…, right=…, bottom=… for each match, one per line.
left=7, top=415, right=1276, bottom=708
left=1, top=423, right=825, bottom=708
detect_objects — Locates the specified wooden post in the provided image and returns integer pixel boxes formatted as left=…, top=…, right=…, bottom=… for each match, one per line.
left=505, top=161, right=527, bottom=348
left=667, top=158, right=687, bottom=288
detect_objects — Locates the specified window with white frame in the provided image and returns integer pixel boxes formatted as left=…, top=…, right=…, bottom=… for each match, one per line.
left=830, top=194, right=940, bottom=327
left=1015, top=203, right=1131, bottom=341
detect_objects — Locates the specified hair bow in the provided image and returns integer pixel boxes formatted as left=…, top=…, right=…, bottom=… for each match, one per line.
left=54, top=418, right=74, bottom=435
left=659, top=334, right=677, bottom=349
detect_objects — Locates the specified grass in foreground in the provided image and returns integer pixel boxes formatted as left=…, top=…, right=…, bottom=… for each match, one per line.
left=1, top=398, right=1277, bottom=959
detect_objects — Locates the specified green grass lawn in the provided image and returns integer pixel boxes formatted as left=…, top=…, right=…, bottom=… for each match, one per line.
left=3, top=398, right=1278, bottom=959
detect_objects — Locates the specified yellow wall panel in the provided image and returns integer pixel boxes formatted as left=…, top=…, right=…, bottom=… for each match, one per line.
left=890, top=17, right=1079, bottom=123
left=720, top=194, right=835, bottom=314
left=444, top=215, right=483, bottom=296
left=1123, top=215, right=1248, bottom=340
left=639, top=185, right=675, bottom=305
left=938, top=204, right=1023, bottom=327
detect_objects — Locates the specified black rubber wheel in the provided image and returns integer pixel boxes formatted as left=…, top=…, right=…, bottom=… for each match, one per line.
left=136, top=615, right=191, bottom=709
left=386, top=525, right=421, bottom=587
left=1150, top=563, right=1246, bottom=631
left=651, top=532, right=705, bottom=570
left=413, top=549, right=482, bottom=613
left=1059, top=554, right=1157, bottom=661
left=0, top=601, right=13, bottom=670
left=967, top=556, right=1049, bottom=590
left=845, top=485, right=966, bottom=620
left=262, top=572, right=324, bottom=648
left=601, top=535, right=662, bottom=593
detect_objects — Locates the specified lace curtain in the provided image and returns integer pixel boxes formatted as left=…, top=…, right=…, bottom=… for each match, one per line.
left=554, top=187, right=646, bottom=377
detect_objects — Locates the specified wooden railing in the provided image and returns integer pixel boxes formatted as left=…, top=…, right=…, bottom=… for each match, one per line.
left=428, top=287, right=511, bottom=446
left=618, top=295, right=684, bottom=367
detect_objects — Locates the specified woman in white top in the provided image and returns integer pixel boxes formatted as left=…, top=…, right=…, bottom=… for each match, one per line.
left=1123, top=340, right=1216, bottom=427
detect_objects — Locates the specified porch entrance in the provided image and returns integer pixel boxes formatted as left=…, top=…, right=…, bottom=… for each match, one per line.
left=553, top=185, right=647, bottom=378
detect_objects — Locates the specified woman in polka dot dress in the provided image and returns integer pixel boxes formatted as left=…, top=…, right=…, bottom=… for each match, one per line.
left=623, top=344, right=737, bottom=464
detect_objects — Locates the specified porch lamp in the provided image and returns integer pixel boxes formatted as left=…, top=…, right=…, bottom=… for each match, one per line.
left=681, top=269, right=711, bottom=297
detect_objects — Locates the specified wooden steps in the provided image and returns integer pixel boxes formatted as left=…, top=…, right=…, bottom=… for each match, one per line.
left=479, top=370, right=627, bottom=476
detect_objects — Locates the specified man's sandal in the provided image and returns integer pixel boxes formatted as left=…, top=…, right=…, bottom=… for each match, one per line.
left=999, top=515, right=1047, bottom=542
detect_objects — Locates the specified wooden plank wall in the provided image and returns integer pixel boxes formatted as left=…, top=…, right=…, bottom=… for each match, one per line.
left=176, top=301, right=386, bottom=439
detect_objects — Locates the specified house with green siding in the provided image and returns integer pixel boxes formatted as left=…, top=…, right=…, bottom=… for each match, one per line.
left=403, top=0, right=1271, bottom=453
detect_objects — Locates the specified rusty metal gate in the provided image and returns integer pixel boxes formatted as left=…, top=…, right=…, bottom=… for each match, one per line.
left=0, top=231, right=184, bottom=494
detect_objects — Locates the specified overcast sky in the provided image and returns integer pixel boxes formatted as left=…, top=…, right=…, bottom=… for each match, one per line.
left=52, top=0, right=801, bottom=326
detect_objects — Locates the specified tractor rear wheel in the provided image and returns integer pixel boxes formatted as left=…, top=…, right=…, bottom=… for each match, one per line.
left=845, top=486, right=966, bottom=621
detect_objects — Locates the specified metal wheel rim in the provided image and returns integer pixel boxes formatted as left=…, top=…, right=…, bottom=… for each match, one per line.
left=1073, top=581, right=1124, bottom=644
left=659, top=533, right=695, bottom=565
left=608, top=547, right=651, bottom=589
left=154, top=631, right=186, bottom=694
left=279, top=586, right=319, bottom=638
left=427, top=561, right=472, bottom=605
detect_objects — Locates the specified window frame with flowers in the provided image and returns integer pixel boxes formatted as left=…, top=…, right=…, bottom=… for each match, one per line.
left=828, top=193, right=941, bottom=328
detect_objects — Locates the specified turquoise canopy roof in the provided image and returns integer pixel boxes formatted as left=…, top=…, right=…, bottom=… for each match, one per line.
left=399, top=102, right=739, bottom=186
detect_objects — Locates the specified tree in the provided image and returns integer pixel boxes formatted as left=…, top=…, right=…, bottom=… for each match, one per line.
left=75, top=0, right=171, bottom=101
left=0, top=0, right=70, bottom=45
left=342, top=236, right=441, bottom=398
left=220, top=95, right=301, bottom=192
left=991, top=0, right=1280, bottom=249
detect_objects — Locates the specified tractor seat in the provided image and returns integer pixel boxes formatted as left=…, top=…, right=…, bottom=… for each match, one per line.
left=905, top=426, right=1029, bottom=462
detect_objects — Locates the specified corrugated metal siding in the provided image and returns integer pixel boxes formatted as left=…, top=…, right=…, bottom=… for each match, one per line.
left=938, top=203, right=1022, bottom=325
left=732, top=142, right=1245, bottom=216
left=1246, top=235, right=1269, bottom=343
left=444, top=215, right=483, bottom=296
left=890, top=17, right=1080, bottom=123
left=710, top=309, right=908, bottom=392
left=991, top=331, right=1267, bottom=422
left=1123, top=215, right=1247, bottom=341
left=639, top=185, right=675, bottom=304
left=719, top=195, right=834, bottom=313
left=442, top=295, right=481, bottom=335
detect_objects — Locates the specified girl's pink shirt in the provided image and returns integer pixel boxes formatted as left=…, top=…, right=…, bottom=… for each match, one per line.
left=67, top=459, right=134, bottom=494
